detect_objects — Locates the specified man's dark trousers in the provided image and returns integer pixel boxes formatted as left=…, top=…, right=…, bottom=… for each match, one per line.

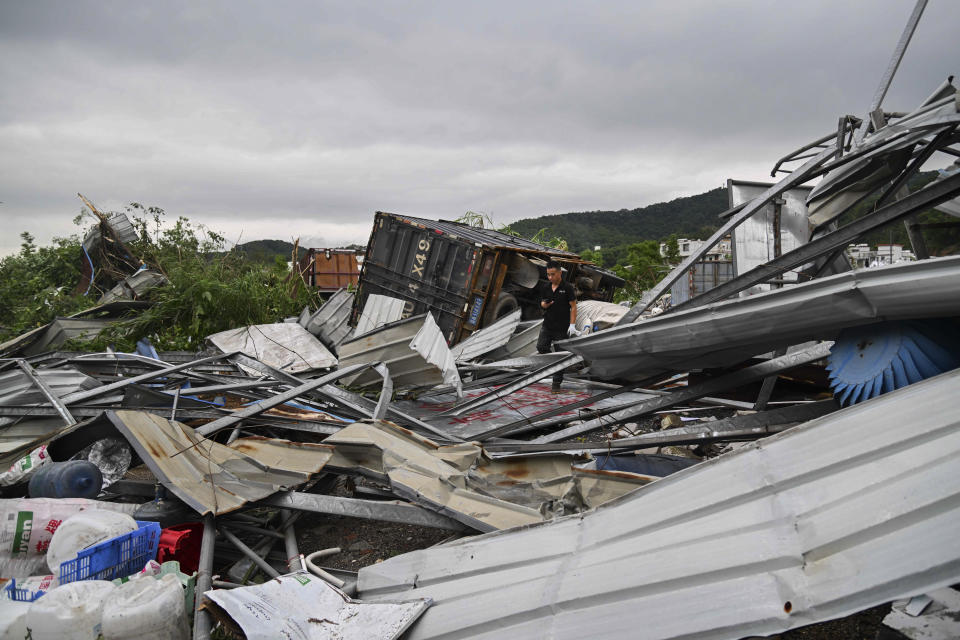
left=537, top=325, right=568, bottom=389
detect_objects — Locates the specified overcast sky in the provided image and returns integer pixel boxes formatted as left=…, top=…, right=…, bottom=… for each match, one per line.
left=1, top=1, right=958, bottom=256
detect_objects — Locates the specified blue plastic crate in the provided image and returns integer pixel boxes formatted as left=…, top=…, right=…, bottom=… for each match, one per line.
left=4, top=578, right=47, bottom=602
left=59, top=520, right=161, bottom=584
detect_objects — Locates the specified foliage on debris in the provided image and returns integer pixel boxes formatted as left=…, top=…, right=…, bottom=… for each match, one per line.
left=0, top=232, right=88, bottom=340
left=457, top=210, right=570, bottom=251
left=1, top=203, right=320, bottom=350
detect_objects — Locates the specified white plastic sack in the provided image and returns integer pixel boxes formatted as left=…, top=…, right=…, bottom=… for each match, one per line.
left=25, top=580, right=116, bottom=640
left=102, top=573, right=189, bottom=640
left=46, top=510, right=137, bottom=574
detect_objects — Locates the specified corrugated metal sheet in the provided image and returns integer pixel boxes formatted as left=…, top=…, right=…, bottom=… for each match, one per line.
left=382, top=213, right=579, bottom=258
left=338, top=315, right=444, bottom=390
left=82, top=211, right=139, bottom=251
left=669, top=260, right=735, bottom=305
left=487, top=319, right=542, bottom=360
left=729, top=180, right=813, bottom=296
left=806, top=95, right=958, bottom=227
left=24, top=318, right=112, bottom=356
left=450, top=309, right=521, bottom=363
left=0, top=418, right=72, bottom=461
left=0, top=368, right=102, bottom=407
left=562, top=256, right=960, bottom=380
left=107, top=410, right=334, bottom=515
left=325, top=421, right=651, bottom=532
left=358, top=367, right=960, bottom=639
left=98, top=268, right=168, bottom=304
left=302, top=289, right=354, bottom=352
left=354, top=294, right=406, bottom=337
left=207, top=323, right=337, bottom=373
left=409, top=313, right=462, bottom=395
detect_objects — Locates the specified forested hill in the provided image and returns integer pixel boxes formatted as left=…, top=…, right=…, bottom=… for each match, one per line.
left=508, top=187, right=728, bottom=253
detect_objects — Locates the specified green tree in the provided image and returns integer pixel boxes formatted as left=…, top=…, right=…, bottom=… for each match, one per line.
left=664, top=234, right=680, bottom=264
left=612, top=241, right=668, bottom=304
left=580, top=247, right=602, bottom=266
left=0, top=232, right=86, bottom=339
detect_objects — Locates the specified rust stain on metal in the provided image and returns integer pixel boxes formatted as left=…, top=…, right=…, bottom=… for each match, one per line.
left=106, top=409, right=333, bottom=515
left=576, top=467, right=659, bottom=482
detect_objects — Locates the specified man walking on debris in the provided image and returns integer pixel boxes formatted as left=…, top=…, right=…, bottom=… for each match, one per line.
left=538, top=260, right=579, bottom=392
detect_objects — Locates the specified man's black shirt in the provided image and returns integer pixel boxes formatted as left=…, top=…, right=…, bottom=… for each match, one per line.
left=538, top=280, right=576, bottom=332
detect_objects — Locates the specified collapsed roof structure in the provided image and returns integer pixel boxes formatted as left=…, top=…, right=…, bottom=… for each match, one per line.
left=1, top=2, right=959, bottom=638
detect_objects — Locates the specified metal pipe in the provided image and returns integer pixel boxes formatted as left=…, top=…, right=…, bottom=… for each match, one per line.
left=260, top=491, right=470, bottom=531
left=61, top=351, right=236, bottom=405
left=212, top=580, right=243, bottom=589
left=855, top=0, right=928, bottom=144
left=225, top=510, right=300, bottom=583
left=15, top=359, right=75, bottom=425
left=192, top=513, right=216, bottom=640
left=282, top=510, right=306, bottom=572
left=169, top=386, right=180, bottom=422
left=304, top=548, right=345, bottom=588
left=227, top=352, right=459, bottom=441
left=220, top=527, right=281, bottom=578
left=221, top=521, right=285, bottom=540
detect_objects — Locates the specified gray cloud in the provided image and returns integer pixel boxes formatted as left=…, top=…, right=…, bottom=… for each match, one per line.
left=1, top=0, right=958, bottom=255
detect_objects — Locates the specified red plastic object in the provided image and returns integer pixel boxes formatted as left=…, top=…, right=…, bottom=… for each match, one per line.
left=156, top=522, right=203, bottom=575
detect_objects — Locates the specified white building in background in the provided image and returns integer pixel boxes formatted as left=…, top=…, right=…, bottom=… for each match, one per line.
left=846, top=243, right=915, bottom=268
left=660, top=237, right=731, bottom=262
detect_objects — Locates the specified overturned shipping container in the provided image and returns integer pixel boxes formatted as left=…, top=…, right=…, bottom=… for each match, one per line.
left=354, top=212, right=623, bottom=345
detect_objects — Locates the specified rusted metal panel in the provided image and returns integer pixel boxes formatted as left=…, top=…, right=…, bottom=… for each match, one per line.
left=304, top=248, right=361, bottom=292
left=324, top=420, right=651, bottom=532
left=106, top=410, right=334, bottom=515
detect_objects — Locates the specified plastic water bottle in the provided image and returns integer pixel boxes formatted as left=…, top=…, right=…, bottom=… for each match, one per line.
left=28, top=461, right=103, bottom=500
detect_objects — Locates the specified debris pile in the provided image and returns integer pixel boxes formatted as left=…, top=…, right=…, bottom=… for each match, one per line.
left=2, top=5, right=960, bottom=639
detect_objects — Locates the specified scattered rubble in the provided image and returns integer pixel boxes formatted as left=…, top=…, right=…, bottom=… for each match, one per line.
left=1, top=4, right=959, bottom=639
